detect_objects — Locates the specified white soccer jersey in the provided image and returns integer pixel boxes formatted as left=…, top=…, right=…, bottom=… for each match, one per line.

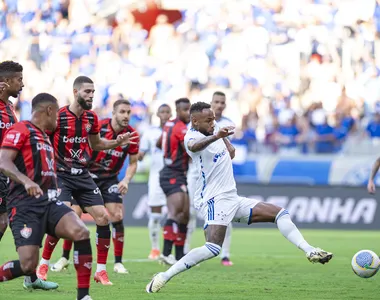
left=184, top=128, right=237, bottom=210
left=139, top=126, right=164, bottom=176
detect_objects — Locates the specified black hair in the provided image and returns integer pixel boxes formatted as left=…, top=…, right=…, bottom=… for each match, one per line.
left=212, top=91, right=225, bottom=98
left=113, top=99, right=131, bottom=110
left=158, top=103, right=170, bottom=111
left=31, top=93, right=58, bottom=112
left=0, top=61, right=23, bottom=79
left=73, top=76, right=93, bottom=89
left=190, top=102, right=211, bottom=114
left=175, top=98, right=190, bottom=107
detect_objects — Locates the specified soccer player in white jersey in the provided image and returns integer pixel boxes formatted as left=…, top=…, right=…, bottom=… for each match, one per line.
left=185, top=91, right=234, bottom=266
left=146, top=102, right=333, bottom=293
left=139, top=104, right=172, bottom=260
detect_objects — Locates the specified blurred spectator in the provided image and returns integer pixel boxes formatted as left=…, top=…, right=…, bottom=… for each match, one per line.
left=1, top=0, right=380, bottom=155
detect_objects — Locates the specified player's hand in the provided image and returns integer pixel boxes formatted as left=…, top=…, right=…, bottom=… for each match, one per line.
left=116, top=131, right=139, bottom=146
left=367, top=180, right=376, bottom=194
left=216, top=126, right=235, bottom=139
left=24, top=180, right=43, bottom=198
left=0, top=82, right=9, bottom=92
left=117, top=180, right=129, bottom=195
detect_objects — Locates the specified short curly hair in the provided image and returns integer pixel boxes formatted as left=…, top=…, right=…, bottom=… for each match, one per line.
left=0, top=60, right=23, bottom=79
left=190, top=102, right=211, bottom=115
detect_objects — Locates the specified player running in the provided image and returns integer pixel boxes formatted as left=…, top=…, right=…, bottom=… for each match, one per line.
left=146, top=102, right=333, bottom=293
left=185, top=91, right=234, bottom=266
left=50, top=99, right=139, bottom=274
left=138, top=104, right=172, bottom=260
left=0, top=61, right=24, bottom=242
left=0, top=93, right=95, bottom=300
left=36, top=76, right=137, bottom=285
left=157, top=98, right=191, bottom=264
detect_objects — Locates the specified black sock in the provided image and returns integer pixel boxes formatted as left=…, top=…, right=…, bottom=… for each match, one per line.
left=29, top=272, right=38, bottom=282
left=163, top=219, right=176, bottom=257
left=78, top=288, right=90, bottom=300
left=0, top=232, right=3, bottom=241
left=63, top=249, right=70, bottom=260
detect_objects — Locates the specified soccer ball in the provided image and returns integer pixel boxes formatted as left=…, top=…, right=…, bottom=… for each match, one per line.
left=351, top=250, right=380, bottom=278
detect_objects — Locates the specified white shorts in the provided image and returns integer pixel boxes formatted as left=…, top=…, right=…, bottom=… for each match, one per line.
left=147, top=173, right=166, bottom=207
left=200, top=190, right=261, bottom=228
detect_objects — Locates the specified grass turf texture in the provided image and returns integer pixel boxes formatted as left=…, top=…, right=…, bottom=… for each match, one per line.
left=0, top=227, right=379, bottom=300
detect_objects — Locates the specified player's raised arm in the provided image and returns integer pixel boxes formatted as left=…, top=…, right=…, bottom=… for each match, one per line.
left=222, top=137, right=235, bottom=159
left=89, top=131, right=138, bottom=151
left=188, top=127, right=234, bottom=153
left=367, top=157, right=380, bottom=194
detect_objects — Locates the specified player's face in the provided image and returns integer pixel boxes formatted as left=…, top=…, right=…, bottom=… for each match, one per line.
left=114, top=103, right=131, bottom=128
left=177, top=103, right=191, bottom=124
left=75, top=83, right=95, bottom=110
left=46, top=103, right=59, bottom=131
left=195, top=109, right=215, bottom=136
left=211, top=95, right=226, bottom=117
left=157, top=106, right=172, bottom=124
left=6, top=72, right=24, bottom=98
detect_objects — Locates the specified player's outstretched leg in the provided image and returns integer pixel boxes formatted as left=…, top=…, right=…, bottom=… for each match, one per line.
left=249, top=202, right=333, bottom=264
left=148, top=209, right=163, bottom=260
left=85, top=205, right=112, bottom=285
left=106, top=202, right=128, bottom=274
left=146, top=224, right=225, bottom=293
left=220, top=223, right=233, bottom=266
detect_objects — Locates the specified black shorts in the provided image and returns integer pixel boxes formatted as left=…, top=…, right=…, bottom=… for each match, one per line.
left=159, top=169, right=187, bottom=197
left=8, top=201, right=72, bottom=249
left=95, top=177, right=122, bottom=204
left=0, top=173, right=9, bottom=214
left=57, top=172, right=104, bottom=210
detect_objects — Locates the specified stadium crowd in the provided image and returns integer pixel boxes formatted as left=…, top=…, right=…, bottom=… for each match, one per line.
left=2, top=0, right=380, bottom=154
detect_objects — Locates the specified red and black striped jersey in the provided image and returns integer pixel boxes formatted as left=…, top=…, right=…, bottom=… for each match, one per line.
left=0, top=100, right=18, bottom=145
left=161, top=118, right=189, bottom=173
left=52, top=106, right=99, bottom=175
left=2, top=121, right=57, bottom=207
left=88, top=118, right=139, bottom=179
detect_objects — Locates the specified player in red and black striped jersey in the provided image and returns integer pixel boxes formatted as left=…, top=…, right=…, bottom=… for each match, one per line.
left=37, top=76, right=137, bottom=287
left=157, top=98, right=191, bottom=263
left=0, top=93, right=97, bottom=299
left=50, top=99, right=139, bottom=275
left=0, top=60, right=24, bottom=242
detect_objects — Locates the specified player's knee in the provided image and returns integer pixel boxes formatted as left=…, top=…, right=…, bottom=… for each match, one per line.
left=110, top=211, right=123, bottom=223
left=20, top=257, right=38, bottom=275
left=72, top=225, right=90, bottom=241
left=93, top=211, right=109, bottom=226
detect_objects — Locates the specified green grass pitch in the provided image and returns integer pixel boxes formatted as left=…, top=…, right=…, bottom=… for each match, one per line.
left=0, top=227, right=379, bottom=300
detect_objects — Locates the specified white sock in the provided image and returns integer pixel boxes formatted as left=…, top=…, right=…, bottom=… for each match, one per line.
left=24, top=276, right=35, bottom=284
left=148, top=212, right=162, bottom=250
left=163, top=242, right=221, bottom=280
left=184, top=212, right=197, bottom=254
left=221, top=223, right=232, bottom=258
left=276, top=209, right=314, bottom=253
left=40, top=258, right=50, bottom=266
left=96, top=263, right=106, bottom=272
